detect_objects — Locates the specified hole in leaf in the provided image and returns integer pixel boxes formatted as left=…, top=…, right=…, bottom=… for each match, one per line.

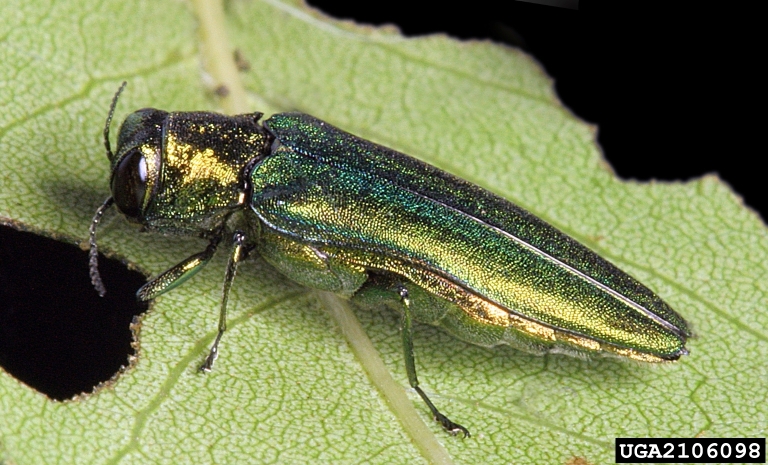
left=0, top=224, right=148, bottom=400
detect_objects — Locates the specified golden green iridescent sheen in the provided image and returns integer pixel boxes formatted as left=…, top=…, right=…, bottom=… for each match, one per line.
left=255, top=113, right=690, bottom=361
left=94, top=105, right=690, bottom=437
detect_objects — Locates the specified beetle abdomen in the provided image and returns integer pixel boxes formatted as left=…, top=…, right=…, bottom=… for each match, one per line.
left=249, top=114, right=689, bottom=362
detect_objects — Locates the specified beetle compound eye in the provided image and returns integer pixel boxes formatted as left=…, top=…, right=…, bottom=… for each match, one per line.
left=111, top=148, right=147, bottom=219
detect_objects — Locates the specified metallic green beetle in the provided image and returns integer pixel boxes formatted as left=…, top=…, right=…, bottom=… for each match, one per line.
left=89, top=85, right=690, bottom=437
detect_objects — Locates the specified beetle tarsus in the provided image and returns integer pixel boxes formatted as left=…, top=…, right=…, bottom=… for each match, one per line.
left=399, top=283, right=472, bottom=438
left=200, top=231, right=247, bottom=372
left=200, top=336, right=220, bottom=372
left=435, top=412, right=470, bottom=438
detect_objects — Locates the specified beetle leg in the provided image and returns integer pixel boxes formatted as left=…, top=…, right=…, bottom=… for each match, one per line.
left=201, top=230, right=248, bottom=372
left=136, top=235, right=222, bottom=301
left=397, top=284, right=471, bottom=438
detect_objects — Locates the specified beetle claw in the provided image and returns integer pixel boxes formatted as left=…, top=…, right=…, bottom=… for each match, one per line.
left=435, top=413, right=470, bottom=438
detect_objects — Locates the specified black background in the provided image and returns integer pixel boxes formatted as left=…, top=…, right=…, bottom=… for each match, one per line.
left=309, top=1, right=763, bottom=220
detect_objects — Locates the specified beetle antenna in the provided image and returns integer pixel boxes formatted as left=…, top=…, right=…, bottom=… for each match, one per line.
left=89, top=197, right=115, bottom=296
left=91, top=82, right=126, bottom=296
left=104, top=81, right=127, bottom=159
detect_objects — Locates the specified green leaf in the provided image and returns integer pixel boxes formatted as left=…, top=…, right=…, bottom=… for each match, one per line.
left=1, top=0, right=766, bottom=464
